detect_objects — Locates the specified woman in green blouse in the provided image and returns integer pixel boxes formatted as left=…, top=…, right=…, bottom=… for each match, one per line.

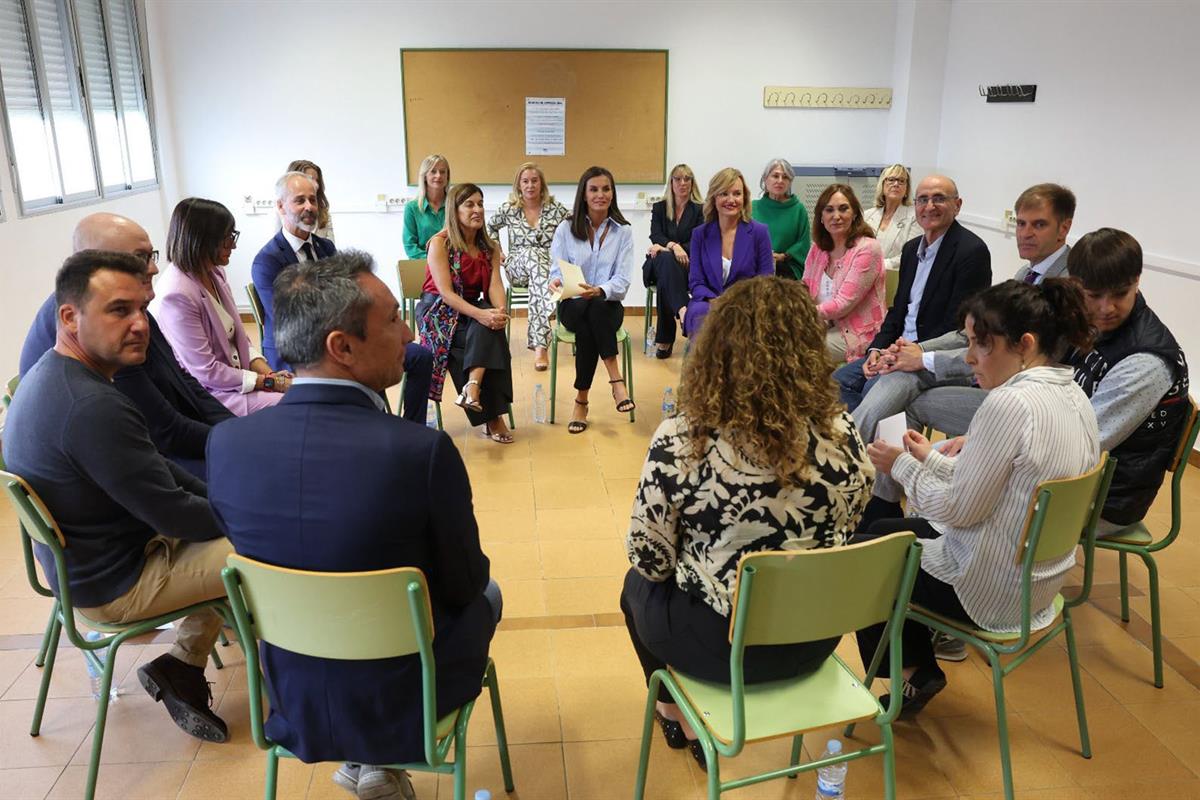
left=751, top=157, right=810, bottom=280
left=403, top=154, right=450, bottom=258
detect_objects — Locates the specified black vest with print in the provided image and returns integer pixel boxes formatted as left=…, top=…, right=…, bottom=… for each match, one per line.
left=1066, top=294, right=1189, bottom=526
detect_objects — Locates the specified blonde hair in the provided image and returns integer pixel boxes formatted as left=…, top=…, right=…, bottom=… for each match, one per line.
left=442, top=183, right=495, bottom=254
left=506, top=162, right=553, bottom=207
left=873, top=164, right=911, bottom=208
left=662, top=163, right=702, bottom=219
left=702, top=168, right=752, bottom=224
left=416, top=154, right=450, bottom=212
left=679, top=276, right=844, bottom=487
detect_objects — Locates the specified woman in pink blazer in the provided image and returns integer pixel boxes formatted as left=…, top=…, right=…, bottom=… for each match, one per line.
left=802, top=184, right=886, bottom=363
left=151, top=198, right=289, bottom=416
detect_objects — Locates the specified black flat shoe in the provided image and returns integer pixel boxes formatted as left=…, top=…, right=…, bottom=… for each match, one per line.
left=881, top=665, right=947, bottom=719
left=654, top=711, right=687, bottom=749
left=655, top=344, right=673, bottom=359
left=137, top=654, right=228, bottom=742
left=688, top=739, right=707, bottom=771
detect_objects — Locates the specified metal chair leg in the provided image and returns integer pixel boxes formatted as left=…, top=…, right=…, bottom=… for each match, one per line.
left=988, top=651, right=1016, bottom=800
left=549, top=334, right=559, bottom=424
left=787, top=734, right=803, bottom=777
left=84, top=643, right=122, bottom=800
left=1143, top=553, right=1164, bottom=688
left=1118, top=551, right=1130, bottom=622
left=1063, top=609, right=1093, bottom=757
left=30, top=608, right=61, bottom=736
left=484, top=661, right=515, bottom=792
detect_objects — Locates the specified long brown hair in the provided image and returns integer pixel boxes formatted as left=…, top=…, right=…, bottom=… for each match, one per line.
left=812, top=183, right=875, bottom=251
left=442, top=183, right=494, bottom=254
left=679, top=276, right=844, bottom=486
left=568, top=166, right=629, bottom=240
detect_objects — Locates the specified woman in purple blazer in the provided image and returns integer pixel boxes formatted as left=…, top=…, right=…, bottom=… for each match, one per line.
left=683, top=168, right=775, bottom=338
left=151, top=198, right=289, bottom=416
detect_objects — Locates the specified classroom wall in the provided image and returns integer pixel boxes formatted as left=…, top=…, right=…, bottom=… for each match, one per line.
left=933, top=0, right=1200, bottom=369
left=140, top=0, right=900, bottom=313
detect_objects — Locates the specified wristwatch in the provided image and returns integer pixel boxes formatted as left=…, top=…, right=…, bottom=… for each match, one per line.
left=263, top=376, right=275, bottom=390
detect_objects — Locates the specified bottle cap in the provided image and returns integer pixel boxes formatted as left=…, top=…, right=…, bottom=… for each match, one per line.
left=826, top=739, right=842, bottom=754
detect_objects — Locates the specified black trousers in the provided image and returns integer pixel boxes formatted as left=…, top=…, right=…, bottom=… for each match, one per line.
left=853, top=517, right=975, bottom=678
left=557, top=298, right=624, bottom=391
left=643, top=252, right=689, bottom=344
left=420, top=294, right=513, bottom=426
left=621, top=569, right=839, bottom=703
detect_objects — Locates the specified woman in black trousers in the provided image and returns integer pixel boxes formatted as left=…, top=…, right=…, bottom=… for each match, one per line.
left=643, top=163, right=704, bottom=358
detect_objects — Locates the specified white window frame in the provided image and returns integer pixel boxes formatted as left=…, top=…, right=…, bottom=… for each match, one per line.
left=0, top=0, right=160, bottom=217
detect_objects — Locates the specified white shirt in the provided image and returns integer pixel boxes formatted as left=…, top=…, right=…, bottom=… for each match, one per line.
left=721, top=256, right=732, bottom=285
left=892, top=366, right=1100, bottom=632
left=902, top=231, right=944, bottom=341
left=206, top=293, right=265, bottom=394
left=818, top=270, right=836, bottom=304
left=282, top=226, right=317, bottom=261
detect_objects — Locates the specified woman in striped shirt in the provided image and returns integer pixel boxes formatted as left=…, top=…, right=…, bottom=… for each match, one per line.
left=856, top=278, right=1100, bottom=715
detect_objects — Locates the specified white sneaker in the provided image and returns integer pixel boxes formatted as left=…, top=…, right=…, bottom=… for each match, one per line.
left=357, top=765, right=417, bottom=800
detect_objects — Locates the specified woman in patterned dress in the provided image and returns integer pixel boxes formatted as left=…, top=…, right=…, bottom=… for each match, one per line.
left=487, top=162, right=569, bottom=370
left=620, top=276, right=874, bottom=767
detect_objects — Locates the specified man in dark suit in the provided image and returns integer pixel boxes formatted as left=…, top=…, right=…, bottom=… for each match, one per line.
left=18, top=213, right=233, bottom=479
left=834, top=174, right=992, bottom=410
left=252, top=171, right=433, bottom=423
left=208, top=251, right=499, bottom=800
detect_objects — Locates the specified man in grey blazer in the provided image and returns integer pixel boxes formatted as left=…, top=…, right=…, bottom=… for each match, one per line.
left=854, top=183, right=1076, bottom=513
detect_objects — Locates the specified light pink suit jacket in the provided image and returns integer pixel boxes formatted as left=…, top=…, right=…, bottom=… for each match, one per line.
left=150, top=263, right=281, bottom=417
left=802, top=237, right=886, bottom=361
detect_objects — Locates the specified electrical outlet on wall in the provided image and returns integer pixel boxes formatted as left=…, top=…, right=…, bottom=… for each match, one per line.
left=1003, top=209, right=1016, bottom=225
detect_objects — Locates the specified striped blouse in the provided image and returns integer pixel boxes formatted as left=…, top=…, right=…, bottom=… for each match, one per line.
left=891, top=366, right=1100, bottom=632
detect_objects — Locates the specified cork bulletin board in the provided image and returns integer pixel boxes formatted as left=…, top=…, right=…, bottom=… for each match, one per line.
left=401, top=49, right=668, bottom=185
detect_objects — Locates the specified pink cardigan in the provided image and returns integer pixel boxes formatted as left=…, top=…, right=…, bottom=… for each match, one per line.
left=802, top=238, right=886, bottom=360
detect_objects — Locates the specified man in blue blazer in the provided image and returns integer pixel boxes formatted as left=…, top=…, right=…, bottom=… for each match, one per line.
left=208, top=251, right=498, bottom=798
left=18, top=213, right=233, bottom=479
left=834, top=175, right=992, bottom=410
left=252, top=171, right=433, bottom=422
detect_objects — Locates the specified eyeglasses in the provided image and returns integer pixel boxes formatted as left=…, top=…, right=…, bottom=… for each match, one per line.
left=135, top=250, right=159, bottom=265
left=914, top=194, right=957, bottom=207
left=225, top=230, right=241, bottom=245
left=883, top=177, right=907, bottom=185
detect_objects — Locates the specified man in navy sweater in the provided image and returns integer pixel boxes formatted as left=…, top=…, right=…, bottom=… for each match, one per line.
left=5, top=250, right=232, bottom=743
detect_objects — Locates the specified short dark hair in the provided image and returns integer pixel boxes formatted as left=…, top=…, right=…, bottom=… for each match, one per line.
left=1067, top=228, right=1142, bottom=292
left=274, top=250, right=376, bottom=368
left=55, top=249, right=147, bottom=307
left=1014, top=183, right=1076, bottom=222
left=958, top=278, right=1093, bottom=360
left=568, top=166, right=629, bottom=240
left=166, top=197, right=235, bottom=278
left=812, top=183, right=875, bottom=251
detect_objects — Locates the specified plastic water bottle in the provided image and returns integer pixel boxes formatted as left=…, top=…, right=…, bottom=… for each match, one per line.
left=644, top=325, right=656, bottom=357
left=661, top=387, right=676, bottom=420
left=82, top=631, right=119, bottom=704
left=425, top=400, right=438, bottom=429
left=532, top=384, right=547, bottom=424
left=814, top=739, right=847, bottom=799
left=474, top=791, right=491, bottom=800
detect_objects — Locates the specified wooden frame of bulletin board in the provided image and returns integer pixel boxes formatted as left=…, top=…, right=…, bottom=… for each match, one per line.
left=401, top=48, right=668, bottom=185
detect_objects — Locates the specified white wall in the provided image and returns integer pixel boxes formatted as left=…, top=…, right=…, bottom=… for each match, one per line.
left=142, top=0, right=899, bottom=309
left=933, top=0, right=1200, bottom=367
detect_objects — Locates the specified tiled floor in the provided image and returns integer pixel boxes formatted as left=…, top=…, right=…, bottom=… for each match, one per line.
left=2, top=317, right=1199, bottom=798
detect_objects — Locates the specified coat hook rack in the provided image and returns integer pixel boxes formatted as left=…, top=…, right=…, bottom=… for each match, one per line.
left=979, top=84, right=1037, bottom=103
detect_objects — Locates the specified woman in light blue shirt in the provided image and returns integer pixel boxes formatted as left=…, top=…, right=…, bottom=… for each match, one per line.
left=550, top=166, right=635, bottom=433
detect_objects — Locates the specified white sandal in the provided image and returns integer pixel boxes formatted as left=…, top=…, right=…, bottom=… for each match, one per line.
left=454, top=379, right=484, bottom=413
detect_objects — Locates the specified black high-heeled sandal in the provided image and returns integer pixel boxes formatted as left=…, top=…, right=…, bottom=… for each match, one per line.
left=653, top=711, right=687, bottom=749
left=567, top=399, right=589, bottom=434
left=609, top=378, right=635, bottom=413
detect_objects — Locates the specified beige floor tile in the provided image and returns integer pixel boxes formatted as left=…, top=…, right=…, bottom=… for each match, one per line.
left=484, top=542, right=542, bottom=582
left=957, top=784, right=1200, bottom=800
left=0, top=697, right=97, bottom=768
left=603, top=477, right=640, bottom=507
left=438, top=742, right=565, bottom=799
left=475, top=509, right=537, bottom=543
left=543, top=577, right=624, bottom=617
left=535, top=507, right=619, bottom=541
left=0, top=765, right=63, bottom=800
left=0, top=649, right=36, bottom=697
left=1024, top=702, right=1197, bottom=786
left=564, top=737, right=698, bottom=800
left=532, top=477, right=611, bottom=510
left=176, top=754, right=312, bottom=800
left=3, top=643, right=144, bottom=702
left=802, top=720, right=960, bottom=800
left=1077, top=637, right=1200, bottom=705
left=47, top=760, right=190, bottom=799
left=471, top=481, right=535, bottom=513
left=194, top=690, right=261, bottom=762
left=1124, top=699, right=1200, bottom=779
left=539, top=540, right=628, bottom=579
left=530, top=455, right=604, bottom=483
left=994, top=639, right=1119, bottom=715
left=0, top=598, right=57, bottom=637
left=489, top=629, right=555, bottom=680
left=556, top=673, right=649, bottom=742
left=494, top=579, right=546, bottom=619
left=550, top=627, right=642, bottom=678
left=464, top=676, right=560, bottom=746
left=68, top=690, right=203, bottom=765
left=1128, top=586, right=1200, bottom=637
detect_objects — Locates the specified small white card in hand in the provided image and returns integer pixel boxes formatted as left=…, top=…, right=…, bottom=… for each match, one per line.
left=875, top=412, right=907, bottom=447
left=550, top=259, right=587, bottom=302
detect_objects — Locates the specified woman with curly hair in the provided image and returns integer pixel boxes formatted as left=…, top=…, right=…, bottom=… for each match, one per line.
left=619, top=276, right=874, bottom=768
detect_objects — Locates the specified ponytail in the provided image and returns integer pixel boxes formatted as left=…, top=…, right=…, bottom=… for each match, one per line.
left=958, top=278, right=1093, bottom=360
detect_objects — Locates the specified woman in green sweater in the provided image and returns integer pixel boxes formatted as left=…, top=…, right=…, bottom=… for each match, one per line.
left=403, top=153, right=450, bottom=258
left=751, top=157, right=810, bottom=280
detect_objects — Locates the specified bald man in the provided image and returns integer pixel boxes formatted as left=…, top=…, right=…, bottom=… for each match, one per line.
left=18, top=213, right=233, bottom=478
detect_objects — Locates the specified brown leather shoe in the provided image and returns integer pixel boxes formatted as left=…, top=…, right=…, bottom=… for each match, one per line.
left=137, top=653, right=229, bottom=742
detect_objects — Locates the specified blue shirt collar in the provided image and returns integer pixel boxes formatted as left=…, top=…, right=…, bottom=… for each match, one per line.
left=291, top=377, right=387, bottom=412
